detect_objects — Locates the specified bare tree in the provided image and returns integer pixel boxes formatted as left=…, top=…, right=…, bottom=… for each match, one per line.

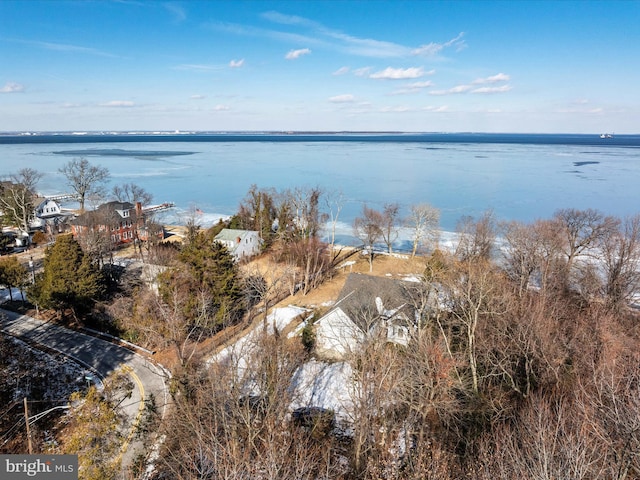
left=237, top=184, right=277, bottom=242
left=380, top=202, right=400, bottom=254
left=111, top=182, right=153, bottom=205
left=242, top=262, right=289, bottom=325
left=442, top=258, right=505, bottom=394
left=72, top=207, right=116, bottom=267
left=600, top=214, right=640, bottom=311
left=579, top=351, right=640, bottom=479
left=354, top=205, right=384, bottom=272
left=272, top=237, right=331, bottom=295
left=553, top=208, right=619, bottom=288
left=500, top=220, right=542, bottom=297
left=528, top=218, right=567, bottom=295
left=406, top=203, right=440, bottom=257
left=324, top=188, right=346, bottom=252
left=59, top=158, right=110, bottom=212
left=0, top=167, right=43, bottom=234
left=287, top=186, right=323, bottom=240
left=158, top=329, right=343, bottom=480
left=455, top=210, right=496, bottom=261
left=477, top=393, right=602, bottom=480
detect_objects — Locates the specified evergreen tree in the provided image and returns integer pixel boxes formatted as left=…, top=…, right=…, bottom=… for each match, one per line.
left=0, top=256, right=29, bottom=302
left=30, top=234, right=104, bottom=320
left=159, top=232, right=244, bottom=333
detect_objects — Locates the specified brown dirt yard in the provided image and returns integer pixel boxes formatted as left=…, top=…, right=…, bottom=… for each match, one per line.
left=248, top=249, right=428, bottom=311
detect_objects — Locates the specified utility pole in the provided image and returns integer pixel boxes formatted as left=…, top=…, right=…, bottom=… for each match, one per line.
left=28, top=256, right=39, bottom=316
left=29, top=256, right=35, bottom=283
left=23, top=397, right=33, bottom=454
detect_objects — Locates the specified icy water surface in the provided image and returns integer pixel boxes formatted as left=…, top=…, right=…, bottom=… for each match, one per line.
left=1, top=134, right=639, bottom=235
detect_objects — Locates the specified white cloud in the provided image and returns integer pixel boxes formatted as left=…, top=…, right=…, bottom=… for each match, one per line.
left=325, top=31, right=410, bottom=58
left=16, top=39, right=117, bottom=58
left=430, top=80, right=512, bottom=95
left=174, top=64, right=222, bottom=72
left=190, top=95, right=206, bottom=100
left=449, top=85, right=473, bottom=93
left=380, top=106, right=413, bottom=113
left=412, top=32, right=466, bottom=57
left=285, top=48, right=311, bottom=60
left=99, top=100, right=135, bottom=107
left=229, top=59, right=245, bottom=68
left=224, top=12, right=466, bottom=60
left=390, top=89, right=418, bottom=96
left=329, top=94, right=355, bottom=103
left=0, top=82, right=24, bottom=93
left=353, top=67, right=372, bottom=77
left=60, top=102, right=82, bottom=108
left=390, top=80, right=435, bottom=95
left=370, top=67, right=425, bottom=80
left=262, top=11, right=316, bottom=27
left=423, top=105, right=449, bottom=112
left=471, top=85, right=512, bottom=94
left=472, top=72, right=510, bottom=84
left=214, top=104, right=230, bottom=111
left=407, top=80, right=434, bottom=88
left=164, top=3, right=186, bottom=22
left=429, top=84, right=472, bottom=95
left=333, top=66, right=350, bottom=76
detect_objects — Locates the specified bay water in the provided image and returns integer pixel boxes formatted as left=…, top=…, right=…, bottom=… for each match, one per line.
left=1, top=133, right=639, bottom=247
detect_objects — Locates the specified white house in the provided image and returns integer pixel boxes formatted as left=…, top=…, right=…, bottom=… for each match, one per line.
left=315, top=307, right=366, bottom=359
left=313, top=274, right=417, bottom=360
left=214, top=229, right=262, bottom=261
left=34, top=198, right=63, bottom=218
left=29, top=198, right=74, bottom=234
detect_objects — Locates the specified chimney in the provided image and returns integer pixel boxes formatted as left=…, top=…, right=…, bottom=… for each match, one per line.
left=135, top=202, right=142, bottom=217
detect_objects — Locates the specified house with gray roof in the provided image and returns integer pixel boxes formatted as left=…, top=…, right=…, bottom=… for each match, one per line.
left=214, top=228, right=262, bottom=261
left=314, top=273, right=418, bottom=359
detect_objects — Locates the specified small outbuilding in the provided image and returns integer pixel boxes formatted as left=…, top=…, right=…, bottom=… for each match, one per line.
left=214, top=228, right=262, bottom=261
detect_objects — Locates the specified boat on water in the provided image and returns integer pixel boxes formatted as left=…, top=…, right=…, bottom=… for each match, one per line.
left=600, top=133, right=614, bottom=138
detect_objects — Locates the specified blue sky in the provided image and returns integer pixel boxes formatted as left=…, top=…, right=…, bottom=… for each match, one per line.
left=1, top=0, right=638, bottom=133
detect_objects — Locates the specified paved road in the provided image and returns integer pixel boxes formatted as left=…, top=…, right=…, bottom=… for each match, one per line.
left=0, top=308, right=169, bottom=473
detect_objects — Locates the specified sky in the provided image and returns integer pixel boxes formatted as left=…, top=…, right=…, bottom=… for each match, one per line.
left=1, top=0, right=639, bottom=133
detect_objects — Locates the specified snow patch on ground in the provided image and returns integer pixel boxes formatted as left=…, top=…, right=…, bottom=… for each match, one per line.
left=0, top=335, right=91, bottom=403
left=0, top=287, right=26, bottom=304
left=289, top=359, right=356, bottom=424
left=208, top=306, right=309, bottom=370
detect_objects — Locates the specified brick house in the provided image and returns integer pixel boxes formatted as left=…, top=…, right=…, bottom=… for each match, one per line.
left=71, top=201, right=151, bottom=246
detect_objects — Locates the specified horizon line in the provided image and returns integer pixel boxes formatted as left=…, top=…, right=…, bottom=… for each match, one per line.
left=0, top=130, right=635, bottom=136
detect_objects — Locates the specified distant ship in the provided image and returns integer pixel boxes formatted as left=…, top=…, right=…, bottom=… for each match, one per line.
left=600, top=133, right=614, bottom=138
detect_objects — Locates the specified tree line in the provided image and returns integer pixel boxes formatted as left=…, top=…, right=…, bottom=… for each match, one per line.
left=1, top=158, right=152, bottom=242
left=3, top=168, right=640, bottom=478
left=152, top=205, right=640, bottom=479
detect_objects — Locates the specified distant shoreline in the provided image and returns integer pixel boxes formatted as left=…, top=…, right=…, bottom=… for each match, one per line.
left=1, top=132, right=640, bottom=147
